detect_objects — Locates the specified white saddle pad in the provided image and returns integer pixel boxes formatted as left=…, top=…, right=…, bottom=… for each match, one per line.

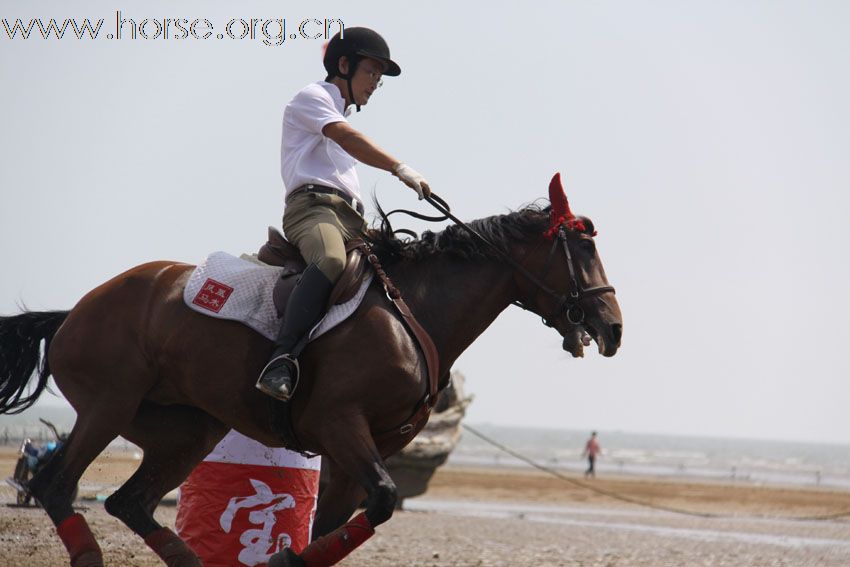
left=183, top=251, right=373, bottom=341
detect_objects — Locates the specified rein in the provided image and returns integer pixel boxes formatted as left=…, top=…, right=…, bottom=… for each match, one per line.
left=380, top=193, right=616, bottom=327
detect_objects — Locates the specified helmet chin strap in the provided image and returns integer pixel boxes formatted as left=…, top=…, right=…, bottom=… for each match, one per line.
left=347, top=77, right=360, bottom=112
left=345, top=56, right=362, bottom=112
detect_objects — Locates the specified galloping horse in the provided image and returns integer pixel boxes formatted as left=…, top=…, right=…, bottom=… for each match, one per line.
left=0, top=174, right=621, bottom=566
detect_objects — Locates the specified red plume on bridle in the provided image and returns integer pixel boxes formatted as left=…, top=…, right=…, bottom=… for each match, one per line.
left=547, top=172, right=591, bottom=238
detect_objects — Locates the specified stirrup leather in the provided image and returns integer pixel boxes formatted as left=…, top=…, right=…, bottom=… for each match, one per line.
left=255, top=354, right=300, bottom=401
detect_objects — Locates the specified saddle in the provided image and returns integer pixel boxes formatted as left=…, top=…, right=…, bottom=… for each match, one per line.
left=257, top=227, right=370, bottom=315
left=256, top=227, right=442, bottom=456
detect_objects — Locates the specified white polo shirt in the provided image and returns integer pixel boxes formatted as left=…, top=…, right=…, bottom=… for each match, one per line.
left=280, top=81, right=360, bottom=201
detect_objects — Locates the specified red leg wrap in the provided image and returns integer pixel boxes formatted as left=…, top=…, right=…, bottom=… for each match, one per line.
left=56, top=513, right=103, bottom=567
left=299, top=512, right=375, bottom=566
left=144, top=527, right=202, bottom=567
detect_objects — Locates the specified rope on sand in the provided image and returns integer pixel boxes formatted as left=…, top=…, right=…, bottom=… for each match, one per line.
left=460, top=424, right=850, bottom=522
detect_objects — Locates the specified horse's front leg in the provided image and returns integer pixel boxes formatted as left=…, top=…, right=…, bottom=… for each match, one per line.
left=311, top=458, right=367, bottom=540
left=270, top=420, right=396, bottom=567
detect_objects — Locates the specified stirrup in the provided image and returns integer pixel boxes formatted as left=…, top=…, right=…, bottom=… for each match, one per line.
left=255, top=354, right=300, bottom=402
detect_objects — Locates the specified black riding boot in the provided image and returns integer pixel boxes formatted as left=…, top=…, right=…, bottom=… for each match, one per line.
left=256, top=263, right=334, bottom=401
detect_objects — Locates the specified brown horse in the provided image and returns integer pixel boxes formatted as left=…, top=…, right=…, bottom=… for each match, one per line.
left=0, top=176, right=621, bottom=566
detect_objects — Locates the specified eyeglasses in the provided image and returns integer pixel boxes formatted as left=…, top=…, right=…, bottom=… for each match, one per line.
left=363, top=69, right=384, bottom=88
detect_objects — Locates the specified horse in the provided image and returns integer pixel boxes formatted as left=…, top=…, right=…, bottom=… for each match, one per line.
left=0, top=174, right=622, bottom=566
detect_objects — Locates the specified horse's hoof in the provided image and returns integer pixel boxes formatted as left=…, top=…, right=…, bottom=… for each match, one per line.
left=72, top=550, right=105, bottom=567
left=166, top=555, right=203, bottom=567
left=267, top=548, right=305, bottom=567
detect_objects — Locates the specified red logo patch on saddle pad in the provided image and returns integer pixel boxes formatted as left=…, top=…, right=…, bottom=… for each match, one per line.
left=192, top=278, right=234, bottom=313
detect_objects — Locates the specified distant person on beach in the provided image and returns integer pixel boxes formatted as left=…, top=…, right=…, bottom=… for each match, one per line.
left=583, top=431, right=601, bottom=478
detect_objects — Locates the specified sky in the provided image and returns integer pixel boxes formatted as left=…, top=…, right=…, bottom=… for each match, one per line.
left=1, top=0, right=849, bottom=445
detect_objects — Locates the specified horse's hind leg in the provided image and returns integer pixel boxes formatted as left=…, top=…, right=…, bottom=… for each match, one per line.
left=105, top=402, right=227, bottom=567
left=271, top=419, right=396, bottom=566
left=28, top=394, right=142, bottom=567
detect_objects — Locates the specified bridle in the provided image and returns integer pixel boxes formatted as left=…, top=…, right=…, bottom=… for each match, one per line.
left=378, top=193, right=616, bottom=328
left=521, top=225, right=616, bottom=327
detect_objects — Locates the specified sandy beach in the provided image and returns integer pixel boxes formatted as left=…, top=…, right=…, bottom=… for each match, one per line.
left=2, top=448, right=849, bottom=566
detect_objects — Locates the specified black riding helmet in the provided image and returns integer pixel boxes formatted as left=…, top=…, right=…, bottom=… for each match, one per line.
left=323, top=27, right=400, bottom=112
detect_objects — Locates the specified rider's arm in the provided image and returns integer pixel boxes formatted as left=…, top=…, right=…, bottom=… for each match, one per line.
left=322, top=121, right=431, bottom=198
left=322, top=121, right=397, bottom=171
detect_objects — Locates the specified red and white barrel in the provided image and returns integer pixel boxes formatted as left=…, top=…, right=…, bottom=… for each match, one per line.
left=175, top=430, right=321, bottom=566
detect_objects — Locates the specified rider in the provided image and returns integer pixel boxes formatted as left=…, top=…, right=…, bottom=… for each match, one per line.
left=256, top=27, right=431, bottom=401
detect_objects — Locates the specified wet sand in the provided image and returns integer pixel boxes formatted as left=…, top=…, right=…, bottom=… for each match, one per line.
left=427, top=466, right=850, bottom=518
left=2, top=449, right=849, bottom=566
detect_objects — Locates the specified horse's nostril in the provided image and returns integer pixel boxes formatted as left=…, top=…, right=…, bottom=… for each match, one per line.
left=611, top=323, right=623, bottom=345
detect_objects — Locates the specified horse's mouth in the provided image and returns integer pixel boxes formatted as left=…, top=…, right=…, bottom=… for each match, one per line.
left=561, top=322, right=620, bottom=358
left=562, top=325, right=589, bottom=358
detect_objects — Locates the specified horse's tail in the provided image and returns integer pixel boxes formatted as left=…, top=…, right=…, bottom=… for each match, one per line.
left=0, top=310, right=69, bottom=415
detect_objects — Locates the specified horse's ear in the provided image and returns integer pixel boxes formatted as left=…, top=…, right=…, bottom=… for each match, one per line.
left=548, top=172, right=575, bottom=229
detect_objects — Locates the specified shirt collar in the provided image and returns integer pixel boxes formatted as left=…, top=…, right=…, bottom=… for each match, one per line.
left=320, top=81, right=351, bottom=117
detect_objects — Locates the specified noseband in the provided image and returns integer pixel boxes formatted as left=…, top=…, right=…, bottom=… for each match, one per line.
left=380, top=194, right=616, bottom=328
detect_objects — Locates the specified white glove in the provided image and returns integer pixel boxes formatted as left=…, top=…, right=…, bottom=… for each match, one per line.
left=392, top=162, right=431, bottom=200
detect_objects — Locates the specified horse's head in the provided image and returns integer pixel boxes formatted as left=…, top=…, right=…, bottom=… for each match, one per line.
left=514, top=173, right=622, bottom=358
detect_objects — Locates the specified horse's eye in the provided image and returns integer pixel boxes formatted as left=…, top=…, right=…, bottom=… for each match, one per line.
left=580, top=239, right=596, bottom=253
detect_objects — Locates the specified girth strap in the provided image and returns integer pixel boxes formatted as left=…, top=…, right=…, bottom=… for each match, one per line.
left=361, top=245, right=441, bottom=451
left=270, top=243, right=442, bottom=456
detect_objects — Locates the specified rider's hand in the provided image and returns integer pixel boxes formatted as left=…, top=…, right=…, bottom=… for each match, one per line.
left=392, top=163, right=431, bottom=200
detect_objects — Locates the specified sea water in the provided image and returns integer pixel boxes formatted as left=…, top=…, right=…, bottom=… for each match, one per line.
left=450, top=424, right=850, bottom=489
left=5, top=408, right=850, bottom=489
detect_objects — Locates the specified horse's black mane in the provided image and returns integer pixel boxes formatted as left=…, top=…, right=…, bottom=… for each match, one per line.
left=367, top=203, right=553, bottom=264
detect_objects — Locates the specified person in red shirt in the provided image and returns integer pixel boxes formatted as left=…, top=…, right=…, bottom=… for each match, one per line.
left=582, top=431, right=601, bottom=478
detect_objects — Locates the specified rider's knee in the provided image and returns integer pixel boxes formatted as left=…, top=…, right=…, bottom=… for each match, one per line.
left=316, top=255, right=345, bottom=282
